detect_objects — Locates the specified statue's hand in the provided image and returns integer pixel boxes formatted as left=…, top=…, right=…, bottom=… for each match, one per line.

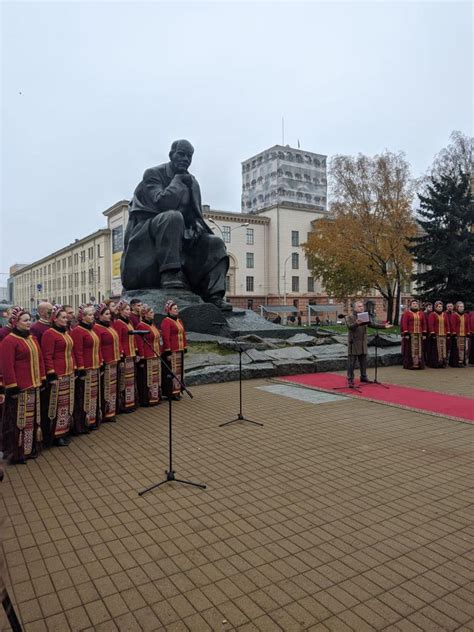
left=178, top=174, right=193, bottom=188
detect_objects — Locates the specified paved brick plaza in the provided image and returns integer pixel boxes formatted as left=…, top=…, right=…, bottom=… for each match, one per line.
left=1, top=366, right=473, bottom=631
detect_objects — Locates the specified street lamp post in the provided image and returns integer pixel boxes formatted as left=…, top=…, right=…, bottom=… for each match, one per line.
left=207, top=218, right=250, bottom=239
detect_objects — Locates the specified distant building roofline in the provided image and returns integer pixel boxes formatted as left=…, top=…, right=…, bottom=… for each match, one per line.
left=103, top=200, right=129, bottom=216
left=242, top=144, right=327, bottom=165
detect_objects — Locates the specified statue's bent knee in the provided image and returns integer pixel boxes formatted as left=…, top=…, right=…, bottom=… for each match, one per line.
left=152, top=210, right=184, bottom=229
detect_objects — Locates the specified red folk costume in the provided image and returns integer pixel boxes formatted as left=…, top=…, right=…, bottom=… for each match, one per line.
left=0, top=308, right=45, bottom=463
left=112, top=301, right=138, bottom=412
left=41, top=309, right=76, bottom=443
left=160, top=301, right=187, bottom=398
left=30, top=319, right=51, bottom=344
left=94, top=303, right=121, bottom=421
left=136, top=309, right=162, bottom=406
left=426, top=308, right=450, bottom=368
left=0, top=324, right=12, bottom=342
left=449, top=310, right=470, bottom=367
left=469, top=311, right=474, bottom=365
left=71, top=306, right=103, bottom=432
left=400, top=307, right=426, bottom=370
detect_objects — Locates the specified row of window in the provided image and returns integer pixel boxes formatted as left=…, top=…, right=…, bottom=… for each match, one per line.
left=242, top=276, right=315, bottom=293
left=21, top=267, right=101, bottom=294
left=16, top=292, right=103, bottom=311
left=15, top=245, right=102, bottom=284
left=243, top=192, right=326, bottom=208
left=244, top=173, right=326, bottom=188
left=221, top=226, right=254, bottom=245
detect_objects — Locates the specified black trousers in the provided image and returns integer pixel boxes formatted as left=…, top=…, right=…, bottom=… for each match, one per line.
left=347, top=354, right=368, bottom=381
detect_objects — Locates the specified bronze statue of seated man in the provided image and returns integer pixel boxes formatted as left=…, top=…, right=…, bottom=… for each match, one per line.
left=121, top=139, right=232, bottom=311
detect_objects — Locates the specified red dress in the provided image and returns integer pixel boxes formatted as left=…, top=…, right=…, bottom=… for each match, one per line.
left=71, top=323, right=102, bottom=431
left=160, top=316, right=187, bottom=397
left=0, top=325, right=12, bottom=342
left=94, top=322, right=121, bottom=420
left=469, top=312, right=474, bottom=365
left=136, top=320, right=162, bottom=406
left=41, top=326, right=76, bottom=442
left=0, top=330, right=46, bottom=463
left=400, top=309, right=426, bottom=369
left=426, top=312, right=450, bottom=368
left=112, top=317, right=138, bottom=412
left=449, top=312, right=469, bottom=367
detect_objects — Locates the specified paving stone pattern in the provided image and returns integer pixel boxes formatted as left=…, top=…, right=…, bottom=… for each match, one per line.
left=1, top=366, right=473, bottom=631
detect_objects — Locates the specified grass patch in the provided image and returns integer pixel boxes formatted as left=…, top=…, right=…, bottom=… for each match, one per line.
left=187, top=341, right=234, bottom=355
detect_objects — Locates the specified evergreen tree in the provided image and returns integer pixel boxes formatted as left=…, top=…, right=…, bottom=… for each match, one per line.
left=412, top=169, right=474, bottom=306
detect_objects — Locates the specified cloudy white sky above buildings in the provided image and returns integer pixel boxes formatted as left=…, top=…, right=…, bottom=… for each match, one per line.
left=1, top=0, right=472, bottom=280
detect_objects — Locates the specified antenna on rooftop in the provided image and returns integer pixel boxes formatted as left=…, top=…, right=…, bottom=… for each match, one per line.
left=281, top=117, right=285, bottom=145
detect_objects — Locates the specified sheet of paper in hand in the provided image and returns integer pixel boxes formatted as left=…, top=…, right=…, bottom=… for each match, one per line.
left=358, top=311, right=370, bottom=323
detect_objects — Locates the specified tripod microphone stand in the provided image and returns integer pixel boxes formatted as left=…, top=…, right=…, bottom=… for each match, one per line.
left=365, top=329, right=389, bottom=389
left=137, top=337, right=206, bottom=496
left=219, top=342, right=263, bottom=428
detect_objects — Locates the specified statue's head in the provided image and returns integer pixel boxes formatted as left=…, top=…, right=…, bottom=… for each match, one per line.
left=169, top=139, right=194, bottom=173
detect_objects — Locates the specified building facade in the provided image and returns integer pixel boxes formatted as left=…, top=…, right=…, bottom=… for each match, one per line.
left=12, top=230, right=111, bottom=311
left=242, top=145, right=327, bottom=213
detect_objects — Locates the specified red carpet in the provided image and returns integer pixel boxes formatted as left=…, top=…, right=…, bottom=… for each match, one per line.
left=278, top=373, right=474, bottom=424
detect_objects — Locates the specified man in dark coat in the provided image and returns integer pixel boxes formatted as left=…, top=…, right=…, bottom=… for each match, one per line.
left=345, top=300, right=391, bottom=387
left=121, top=139, right=231, bottom=310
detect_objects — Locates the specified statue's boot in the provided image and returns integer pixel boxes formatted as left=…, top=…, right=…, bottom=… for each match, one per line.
left=160, top=270, right=187, bottom=289
left=208, top=296, right=233, bottom=311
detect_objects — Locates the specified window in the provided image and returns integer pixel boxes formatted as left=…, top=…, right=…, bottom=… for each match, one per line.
left=246, top=228, right=254, bottom=245
left=307, top=277, right=315, bottom=293
left=225, top=276, right=230, bottom=293
left=291, top=252, right=299, bottom=270
left=74, top=253, right=79, bottom=265
left=80, top=250, right=85, bottom=263
left=97, top=267, right=100, bottom=282
left=88, top=246, right=94, bottom=260
left=68, top=256, right=72, bottom=267
left=246, top=276, right=254, bottom=292
left=89, top=268, right=94, bottom=283
left=246, top=253, right=254, bottom=268
left=222, top=226, right=231, bottom=243
left=292, top=276, right=299, bottom=292
left=97, top=244, right=101, bottom=257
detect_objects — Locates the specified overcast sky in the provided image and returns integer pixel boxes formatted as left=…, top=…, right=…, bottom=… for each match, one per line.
left=1, top=0, right=472, bottom=281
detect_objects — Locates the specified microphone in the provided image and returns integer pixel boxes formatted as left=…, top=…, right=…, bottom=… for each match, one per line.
left=128, top=330, right=147, bottom=335
left=337, top=314, right=345, bottom=319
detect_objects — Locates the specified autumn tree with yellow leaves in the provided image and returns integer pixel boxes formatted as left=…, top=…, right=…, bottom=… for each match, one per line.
left=304, top=151, right=417, bottom=325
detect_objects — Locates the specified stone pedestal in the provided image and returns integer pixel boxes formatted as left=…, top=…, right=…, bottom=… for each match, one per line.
left=121, top=288, right=232, bottom=336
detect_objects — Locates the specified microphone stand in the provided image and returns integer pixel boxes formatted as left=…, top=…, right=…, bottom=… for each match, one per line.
left=137, top=336, right=206, bottom=496
left=218, top=341, right=263, bottom=428
left=365, top=327, right=389, bottom=389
